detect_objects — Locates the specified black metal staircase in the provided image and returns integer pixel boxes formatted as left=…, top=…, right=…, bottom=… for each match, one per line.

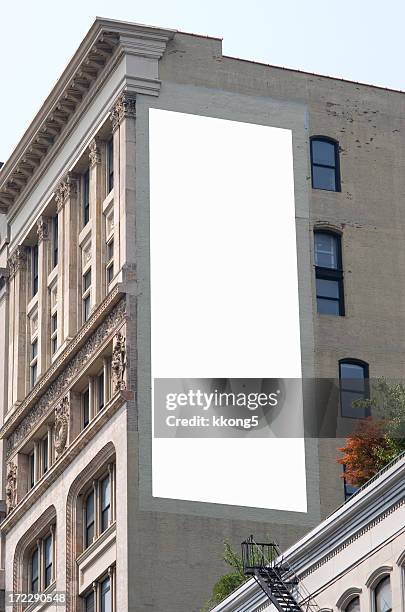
left=241, top=536, right=318, bottom=612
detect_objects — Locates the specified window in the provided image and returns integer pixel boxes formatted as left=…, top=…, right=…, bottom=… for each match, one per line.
left=107, top=138, right=114, bottom=193
left=29, top=451, right=35, bottom=489
left=43, top=534, right=53, bottom=588
left=85, top=490, right=95, bottom=548
left=32, top=244, right=39, bottom=296
left=314, top=231, right=344, bottom=315
left=100, top=576, right=111, bottom=612
left=345, top=598, right=360, bottom=612
left=51, top=312, right=58, bottom=355
left=29, top=529, right=54, bottom=593
left=346, top=598, right=360, bottom=612
left=83, top=466, right=115, bottom=549
left=106, top=238, right=114, bottom=286
left=98, top=371, right=105, bottom=411
left=374, top=576, right=392, bottom=612
left=82, top=388, right=90, bottom=428
left=82, top=268, right=92, bottom=322
left=31, top=547, right=39, bottom=593
left=100, top=475, right=111, bottom=533
left=52, top=216, right=58, bottom=268
left=83, top=169, right=90, bottom=226
left=84, top=591, right=95, bottom=612
left=339, top=359, right=369, bottom=418
left=30, top=339, right=38, bottom=387
left=42, top=435, right=49, bottom=475
left=310, top=136, right=340, bottom=191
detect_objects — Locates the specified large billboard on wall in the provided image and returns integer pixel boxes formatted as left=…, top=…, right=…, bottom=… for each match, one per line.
left=149, top=109, right=306, bottom=512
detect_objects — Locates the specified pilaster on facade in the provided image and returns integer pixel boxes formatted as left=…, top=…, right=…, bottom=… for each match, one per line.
left=7, top=247, right=28, bottom=409
left=55, top=172, right=80, bottom=347
left=88, top=138, right=105, bottom=308
left=110, top=92, right=136, bottom=280
left=37, top=216, right=51, bottom=374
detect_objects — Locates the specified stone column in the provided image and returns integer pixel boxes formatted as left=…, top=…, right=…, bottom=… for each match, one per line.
left=7, top=246, right=28, bottom=407
left=89, top=138, right=105, bottom=308
left=55, top=173, right=79, bottom=347
left=110, top=92, right=137, bottom=276
left=37, top=217, right=51, bottom=374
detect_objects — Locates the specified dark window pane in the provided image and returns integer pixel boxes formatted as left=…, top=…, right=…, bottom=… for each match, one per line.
left=340, top=362, right=368, bottom=418
left=98, top=373, right=105, bottom=410
left=53, top=216, right=58, bottom=267
left=83, top=389, right=90, bottom=427
left=316, top=278, right=339, bottom=299
left=83, top=270, right=91, bottom=291
left=317, top=298, right=340, bottom=315
left=32, top=340, right=38, bottom=359
left=107, top=139, right=114, bottom=193
left=312, top=165, right=337, bottom=191
left=346, top=598, right=360, bottom=612
left=375, top=576, right=392, bottom=612
left=30, top=453, right=35, bottom=488
left=101, top=577, right=111, bottom=612
left=85, top=592, right=95, bottom=612
left=44, top=534, right=52, bottom=587
left=85, top=491, right=95, bottom=547
left=31, top=548, right=39, bottom=593
left=101, top=475, right=110, bottom=532
left=32, top=245, right=39, bottom=295
left=84, top=295, right=91, bottom=322
left=83, top=170, right=90, bottom=225
left=312, top=140, right=336, bottom=166
left=314, top=233, right=339, bottom=269
left=43, top=437, right=48, bottom=473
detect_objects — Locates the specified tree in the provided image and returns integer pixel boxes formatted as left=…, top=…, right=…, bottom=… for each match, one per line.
left=201, top=540, right=273, bottom=611
left=338, top=379, right=405, bottom=487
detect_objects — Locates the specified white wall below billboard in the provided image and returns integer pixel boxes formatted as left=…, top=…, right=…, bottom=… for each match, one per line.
left=149, top=109, right=307, bottom=511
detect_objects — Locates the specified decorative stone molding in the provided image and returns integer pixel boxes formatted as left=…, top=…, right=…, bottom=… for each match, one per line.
left=336, top=588, right=362, bottom=610
left=111, top=331, right=126, bottom=393
left=37, top=216, right=50, bottom=242
left=55, top=172, right=79, bottom=210
left=5, top=296, right=126, bottom=456
left=89, top=138, right=102, bottom=166
left=5, top=461, right=17, bottom=514
left=365, top=565, right=393, bottom=589
left=7, top=246, right=27, bottom=279
left=54, top=395, right=70, bottom=454
left=110, top=92, right=136, bottom=131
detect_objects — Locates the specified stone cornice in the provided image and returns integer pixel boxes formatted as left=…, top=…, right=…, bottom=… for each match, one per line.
left=0, top=285, right=124, bottom=442
left=0, top=18, right=175, bottom=213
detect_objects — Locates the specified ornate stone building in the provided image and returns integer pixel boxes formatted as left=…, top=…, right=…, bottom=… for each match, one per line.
left=0, top=16, right=405, bottom=612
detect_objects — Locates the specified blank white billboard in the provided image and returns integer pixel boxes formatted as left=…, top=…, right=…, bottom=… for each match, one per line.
left=149, top=109, right=307, bottom=512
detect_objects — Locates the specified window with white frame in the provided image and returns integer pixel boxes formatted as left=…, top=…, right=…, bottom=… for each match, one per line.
left=82, top=268, right=92, bottom=322
left=374, top=576, right=392, bottom=612
left=82, top=568, right=115, bottom=612
left=30, top=339, right=38, bottom=388
left=83, top=465, right=115, bottom=550
left=28, top=526, right=55, bottom=593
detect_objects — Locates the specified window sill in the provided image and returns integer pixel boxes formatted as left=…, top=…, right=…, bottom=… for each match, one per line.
left=77, top=522, right=116, bottom=595
left=102, top=190, right=114, bottom=214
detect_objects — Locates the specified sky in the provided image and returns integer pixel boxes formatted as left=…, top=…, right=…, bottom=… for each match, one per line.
left=1, top=0, right=404, bottom=162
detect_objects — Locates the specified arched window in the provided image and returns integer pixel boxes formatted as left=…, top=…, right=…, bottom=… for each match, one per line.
left=345, top=597, right=360, bottom=612
left=311, top=136, right=341, bottom=191
left=374, top=576, right=392, bottom=612
left=314, top=230, right=344, bottom=315
left=339, top=359, right=370, bottom=418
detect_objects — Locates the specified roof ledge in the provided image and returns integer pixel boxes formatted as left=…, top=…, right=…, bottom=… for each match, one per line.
left=0, top=18, right=175, bottom=213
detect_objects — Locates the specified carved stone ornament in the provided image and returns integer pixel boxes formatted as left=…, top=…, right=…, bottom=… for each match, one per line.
left=110, top=92, right=136, bottom=131
left=5, top=462, right=17, bottom=514
left=89, top=138, right=102, bottom=167
left=111, top=331, right=126, bottom=393
left=55, top=172, right=78, bottom=210
left=37, top=217, right=50, bottom=242
left=54, top=395, right=70, bottom=454
left=7, top=298, right=126, bottom=457
left=7, top=246, right=27, bottom=279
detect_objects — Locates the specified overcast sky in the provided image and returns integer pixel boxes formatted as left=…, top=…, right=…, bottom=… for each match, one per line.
left=1, top=0, right=404, bottom=162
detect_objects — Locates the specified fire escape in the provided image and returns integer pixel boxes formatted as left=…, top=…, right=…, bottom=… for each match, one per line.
left=241, top=536, right=319, bottom=612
